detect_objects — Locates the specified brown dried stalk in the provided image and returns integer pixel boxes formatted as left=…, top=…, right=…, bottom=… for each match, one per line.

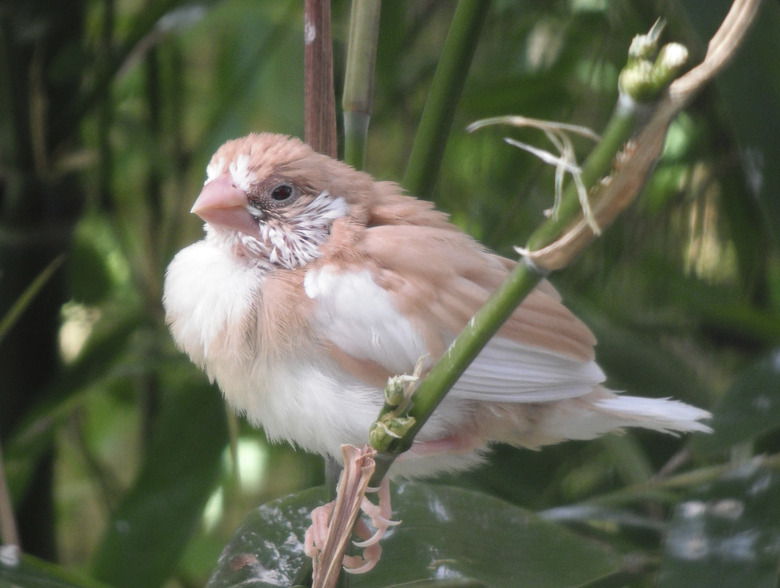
left=527, top=0, right=762, bottom=271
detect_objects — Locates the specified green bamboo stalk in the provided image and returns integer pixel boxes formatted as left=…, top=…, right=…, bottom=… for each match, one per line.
left=342, top=0, right=382, bottom=170
left=402, top=0, right=491, bottom=198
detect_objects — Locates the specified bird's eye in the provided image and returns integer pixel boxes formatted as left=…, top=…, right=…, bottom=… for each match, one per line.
left=271, top=184, right=294, bottom=202
left=253, top=181, right=301, bottom=210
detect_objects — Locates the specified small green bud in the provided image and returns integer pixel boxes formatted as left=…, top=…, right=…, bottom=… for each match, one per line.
left=628, top=34, right=657, bottom=62
left=385, top=415, right=415, bottom=437
left=385, top=374, right=416, bottom=407
left=618, top=61, right=656, bottom=102
left=619, top=22, right=689, bottom=104
left=653, top=43, right=689, bottom=87
left=627, top=18, right=665, bottom=61
left=369, top=415, right=416, bottom=451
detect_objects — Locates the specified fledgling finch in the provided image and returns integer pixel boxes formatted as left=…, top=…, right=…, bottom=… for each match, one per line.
left=163, top=133, right=711, bottom=479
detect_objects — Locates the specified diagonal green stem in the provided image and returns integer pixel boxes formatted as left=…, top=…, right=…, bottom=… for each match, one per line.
left=402, top=0, right=492, bottom=198
left=370, top=96, right=645, bottom=484
left=369, top=38, right=686, bottom=483
left=376, top=259, right=544, bottom=461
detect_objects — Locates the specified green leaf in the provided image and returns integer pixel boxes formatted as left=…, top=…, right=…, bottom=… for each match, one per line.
left=692, top=351, right=780, bottom=455
left=658, top=460, right=780, bottom=587
left=207, top=481, right=621, bottom=588
left=0, top=550, right=110, bottom=588
left=91, top=377, right=228, bottom=588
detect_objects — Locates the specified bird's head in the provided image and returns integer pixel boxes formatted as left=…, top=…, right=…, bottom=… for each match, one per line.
left=193, top=133, right=371, bottom=269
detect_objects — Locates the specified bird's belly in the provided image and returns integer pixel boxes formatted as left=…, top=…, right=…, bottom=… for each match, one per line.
left=214, top=346, right=476, bottom=470
left=165, top=240, right=484, bottom=474
left=241, top=351, right=384, bottom=458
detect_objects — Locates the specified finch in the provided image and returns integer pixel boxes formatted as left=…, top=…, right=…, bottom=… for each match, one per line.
left=163, top=132, right=711, bottom=478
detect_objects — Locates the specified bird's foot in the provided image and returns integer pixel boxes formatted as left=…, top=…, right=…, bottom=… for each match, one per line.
left=304, top=446, right=400, bottom=581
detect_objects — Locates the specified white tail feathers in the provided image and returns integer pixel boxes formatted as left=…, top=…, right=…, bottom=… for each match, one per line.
left=528, top=389, right=713, bottom=446
left=594, top=395, right=713, bottom=435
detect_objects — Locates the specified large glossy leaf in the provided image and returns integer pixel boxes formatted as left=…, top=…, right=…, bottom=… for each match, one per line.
left=91, top=374, right=228, bottom=588
left=658, top=459, right=780, bottom=587
left=692, top=351, right=780, bottom=455
left=0, top=550, right=109, bottom=588
left=207, top=481, right=621, bottom=588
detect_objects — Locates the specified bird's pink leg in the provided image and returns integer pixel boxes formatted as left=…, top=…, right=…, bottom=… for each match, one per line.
left=305, top=445, right=401, bottom=585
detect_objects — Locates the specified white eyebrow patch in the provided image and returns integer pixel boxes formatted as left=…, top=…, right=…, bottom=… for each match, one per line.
left=228, top=154, right=256, bottom=191
left=205, top=157, right=225, bottom=184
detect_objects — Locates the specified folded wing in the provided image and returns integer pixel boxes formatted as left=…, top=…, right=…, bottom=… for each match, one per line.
left=306, top=223, right=605, bottom=404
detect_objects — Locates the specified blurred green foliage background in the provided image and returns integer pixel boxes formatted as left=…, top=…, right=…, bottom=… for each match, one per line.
left=1, top=0, right=779, bottom=586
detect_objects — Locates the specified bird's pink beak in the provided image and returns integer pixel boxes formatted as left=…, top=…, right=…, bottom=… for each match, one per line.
left=191, top=172, right=260, bottom=238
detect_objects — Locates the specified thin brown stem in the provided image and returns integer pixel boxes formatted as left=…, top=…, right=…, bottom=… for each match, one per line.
left=304, top=0, right=337, bottom=158
left=0, top=439, right=20, bottom=547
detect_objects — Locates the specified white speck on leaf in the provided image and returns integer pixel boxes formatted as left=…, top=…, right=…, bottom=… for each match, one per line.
left=752, top=395, right=772, bottom=411
left=717, top=529, right=760, bottom=562
left=680, top=500, right=706, bottom=518
left=681, top=534, right=709, bottom=560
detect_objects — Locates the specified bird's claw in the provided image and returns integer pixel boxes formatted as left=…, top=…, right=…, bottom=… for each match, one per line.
left=351, top=483, right=400, bottom=548
left=303, top=446, right=400, bottom=580
left=342, top=482, right=400, bottom=574
left=305, top=485, right=400, bottom=575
